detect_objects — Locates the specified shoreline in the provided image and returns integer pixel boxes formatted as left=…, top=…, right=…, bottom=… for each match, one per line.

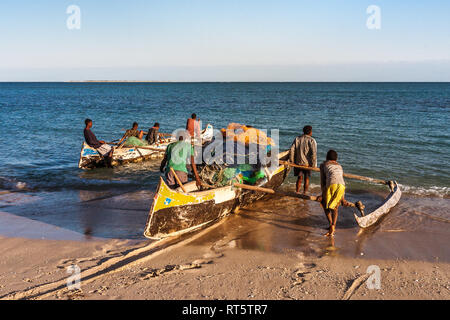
left=0, top=231, right=448, bottom=300
left=1, top=203, right=449, bottom=300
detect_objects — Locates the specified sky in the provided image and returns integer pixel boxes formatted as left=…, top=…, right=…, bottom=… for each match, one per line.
left=0, top=0, right=449, bottom=81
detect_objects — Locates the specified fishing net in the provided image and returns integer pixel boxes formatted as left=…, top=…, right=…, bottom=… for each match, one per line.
left=198, top=163, right=266, bottom=188
left=123, top=136, right=148, bottom=147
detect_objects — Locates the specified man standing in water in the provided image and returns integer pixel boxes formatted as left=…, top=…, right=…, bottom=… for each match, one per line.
left=289, top=125, right=317, bottom=194
left=319, top=150, right=346, bottom=237
left=160, top=131, right=202, bottom=189
left=186, top=113, right=201, bottom=140
left=83, top=119, right=114, bottom=168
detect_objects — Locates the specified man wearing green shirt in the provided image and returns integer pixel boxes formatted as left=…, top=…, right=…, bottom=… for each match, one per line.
left=160, top=134, right=202, bottom=189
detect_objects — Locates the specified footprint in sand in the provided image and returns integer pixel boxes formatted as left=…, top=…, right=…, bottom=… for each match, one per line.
left=56, top=243, right=135, bottom=269
left=137, top=250, right=224, bottom=281
left=291, top=261, right=317, bottom=285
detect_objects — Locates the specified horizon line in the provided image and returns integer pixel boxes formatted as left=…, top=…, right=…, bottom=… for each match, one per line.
left=1, top=80, right=450, bottom=83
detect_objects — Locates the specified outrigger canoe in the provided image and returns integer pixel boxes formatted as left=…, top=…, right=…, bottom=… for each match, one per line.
left=78, top=124, right=214, bottom=169
left=144, top=151, right=402, bottom=238
left=144, top=150, right=291, bottom=239
left=78, top=138, right=175, bottom=169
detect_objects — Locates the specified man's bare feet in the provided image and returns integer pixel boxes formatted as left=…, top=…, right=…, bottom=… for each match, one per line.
left=324, top=225, right=335, bottom=237
left=329, top=225, right=336, bottom=236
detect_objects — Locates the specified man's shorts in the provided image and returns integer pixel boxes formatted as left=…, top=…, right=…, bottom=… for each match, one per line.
left=166, top=169, right=188, bottom=188
left=96, top=144, right=112, bottom=157
left=324, top=184, right=345, bottom=210
left=294, top=167, right=311, bottom=178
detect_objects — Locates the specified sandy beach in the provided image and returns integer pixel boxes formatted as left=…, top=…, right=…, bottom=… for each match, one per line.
left=1, top=201, right=449, bottom=300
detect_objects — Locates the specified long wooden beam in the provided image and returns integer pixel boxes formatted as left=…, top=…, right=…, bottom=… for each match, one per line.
left=279, top=160, right=387, bottom=185
left=233, top=183, right=365, bottom=215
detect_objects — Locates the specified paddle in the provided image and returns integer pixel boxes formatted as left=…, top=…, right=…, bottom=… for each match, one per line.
left=279, top=160, right=388, bottom=185
left=233, top=183, right=366, bottom=216
left=170, top=167, right=188, bottom=193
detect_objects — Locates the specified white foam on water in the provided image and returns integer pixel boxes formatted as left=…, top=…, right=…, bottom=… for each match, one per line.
left=398, top=184, right=450, bottom=198
left=0, top=176, right=28, bottom=191
left=285, top=178, right=449, bottom=198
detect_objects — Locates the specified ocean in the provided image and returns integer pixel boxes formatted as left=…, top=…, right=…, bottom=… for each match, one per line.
left=0, top=82, right=449, bottom=245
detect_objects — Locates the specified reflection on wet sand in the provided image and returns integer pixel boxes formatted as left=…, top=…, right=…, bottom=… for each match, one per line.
left=191, top=191, right=450, bottom=263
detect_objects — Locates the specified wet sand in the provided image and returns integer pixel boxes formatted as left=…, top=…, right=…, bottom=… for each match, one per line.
left=0, top=187, right=449, bottom=300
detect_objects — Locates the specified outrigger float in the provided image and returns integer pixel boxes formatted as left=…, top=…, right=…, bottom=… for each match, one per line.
left=78, top=124, right=214, bottom=169
left=144, top=154, right=401, bottom=239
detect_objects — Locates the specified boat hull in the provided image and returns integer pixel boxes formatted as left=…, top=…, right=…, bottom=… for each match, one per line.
left=78, top=140, right=173, bottom=169
left=144, top=153, right=290, bottom=239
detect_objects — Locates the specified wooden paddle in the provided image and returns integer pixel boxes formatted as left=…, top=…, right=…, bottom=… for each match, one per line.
left=233, top=183, right=366, bottom=216
left=279, top=160, right=387, bottom=185
left=170, top=167, right=188, bottom=193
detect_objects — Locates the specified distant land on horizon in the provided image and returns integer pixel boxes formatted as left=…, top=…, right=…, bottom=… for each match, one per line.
left=1, top=80, right=450, bottom=83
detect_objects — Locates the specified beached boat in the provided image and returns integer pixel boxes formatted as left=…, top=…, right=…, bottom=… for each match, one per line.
left=144, top=150, right=290, bottom=239
left=78, top=124, right=214, bottom=169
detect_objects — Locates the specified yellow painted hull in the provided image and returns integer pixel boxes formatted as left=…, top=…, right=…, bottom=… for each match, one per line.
left=144, top=151, right=290, bottom=239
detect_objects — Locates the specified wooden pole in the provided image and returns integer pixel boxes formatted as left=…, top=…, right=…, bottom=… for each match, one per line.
left=170, top=167, right=188, bottom=193
left=133, top=146, right=166, bottom=152
left=233, top=183, right=365, bottom=215
left=233, top=183, right=319, bottom=200
left=279, top=160, right=387, bottom=185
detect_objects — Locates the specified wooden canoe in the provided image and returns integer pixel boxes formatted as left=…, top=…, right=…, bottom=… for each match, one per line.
left=354, top=180, right=402, bottom=228
left=78, top=124, right=215, bottom=169
left=143, top=150, right=290, bottom=239
left=78, top=138, right=175, bottom=169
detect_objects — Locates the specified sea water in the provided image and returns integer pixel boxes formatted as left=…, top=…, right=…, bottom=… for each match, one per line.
left=0, top=82, right=449, bottom=241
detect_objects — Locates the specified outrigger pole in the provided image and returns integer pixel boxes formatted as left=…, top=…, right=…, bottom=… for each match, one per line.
left=278, top=160, right=388, bottom=185
left=233, top=160, right=402, bottom=228
left=233, top=183, right=366, bottom=217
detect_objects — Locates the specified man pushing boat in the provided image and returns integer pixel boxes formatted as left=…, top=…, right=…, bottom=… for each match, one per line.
left=83, top=119, right=114, bottom=168
left=160, top=131, right=202, bottom=190
left=289, top=125, right=317, bottom=194
left=319, top=149, right=348, bottom=237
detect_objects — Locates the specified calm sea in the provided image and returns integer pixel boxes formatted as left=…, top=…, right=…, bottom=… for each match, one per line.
left=0, top=82, right=449, bottom=239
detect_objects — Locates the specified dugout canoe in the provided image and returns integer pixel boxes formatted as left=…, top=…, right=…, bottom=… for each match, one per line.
left=78, top=138, right=175, bottom=169
left=144, top=150, right=290, bottom=239
left=354, top=180, right=402, bottom=228
left=78, top=124, right=215, bottom=169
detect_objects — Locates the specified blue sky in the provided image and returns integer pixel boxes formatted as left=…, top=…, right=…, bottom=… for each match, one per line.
left=1, top=0, right=449, bottom=81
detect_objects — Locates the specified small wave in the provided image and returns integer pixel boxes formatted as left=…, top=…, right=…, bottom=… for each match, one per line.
left=398, top=184, right=449, bottom=198
left=0, top=176, right=28, bottom=191
left=285, top=178, right=449, bottom=198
